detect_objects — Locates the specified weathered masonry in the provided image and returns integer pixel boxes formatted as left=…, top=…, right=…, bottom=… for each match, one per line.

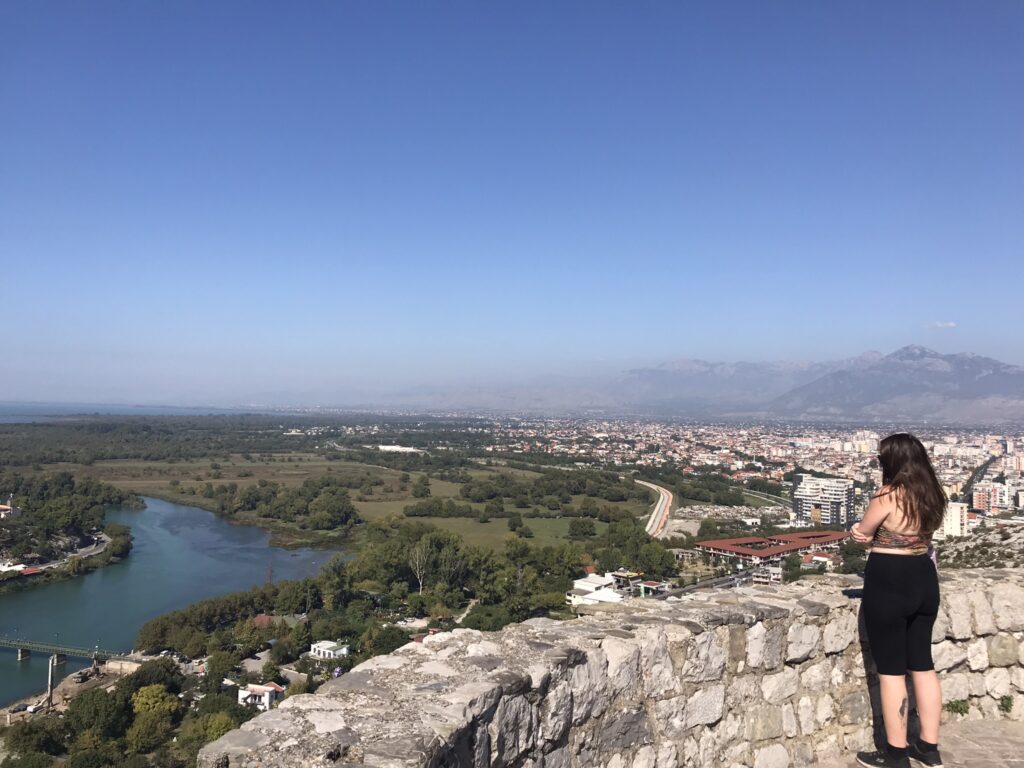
left=200, top=570, right=1024, bottom=767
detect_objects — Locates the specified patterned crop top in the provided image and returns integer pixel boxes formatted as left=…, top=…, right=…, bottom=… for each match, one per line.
left=871, top=526, right=932, bottom=555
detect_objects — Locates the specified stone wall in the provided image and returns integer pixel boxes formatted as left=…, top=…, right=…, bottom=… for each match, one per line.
left=199, top=570, right=1024, bottom=768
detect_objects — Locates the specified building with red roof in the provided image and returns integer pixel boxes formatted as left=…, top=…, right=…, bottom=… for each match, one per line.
left=696, top=530, right=848, bottom=566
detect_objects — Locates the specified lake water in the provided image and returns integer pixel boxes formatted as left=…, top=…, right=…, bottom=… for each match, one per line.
left=0, top=498, right=340, bottom=707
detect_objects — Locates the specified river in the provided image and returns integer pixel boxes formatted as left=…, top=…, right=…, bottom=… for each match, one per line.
left=0, top=497, right=341, bottom=707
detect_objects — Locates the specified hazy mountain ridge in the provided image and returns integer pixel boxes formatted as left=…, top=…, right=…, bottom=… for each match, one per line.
left=357, top=346, right=1024, bottom=424
left=763, top=345, right=1024, bottom=423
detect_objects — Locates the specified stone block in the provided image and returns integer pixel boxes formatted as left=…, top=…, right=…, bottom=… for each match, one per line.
left=966, top=638, right=989, bottom=671
left=781, top=703, right=798, bottom=738
left=815, top=693, right=835, bottom=727
left=968, top=590, right=997, bottom=636
left=839, top=690, right=870, bottom=725
left=931, top=640, right=967, bottom=671
left=991, top=583, right=1024, bottom=631
left=684, top=684, right=725, bottom=729
left=786, top=623, right=821, bottom=664
left=823, top=610, right=857, bottom=654
left=985, top=667, right=1011, bottom=698
left=797, top=696, right=814, bottom=735
left=944, top=592, right=974, bottom=640
left=680, top=627, right=726, bottom=682
left=942, top=672, right=969, bottom=703
left=753, top=743, right=790, bottom=768
left=745, top=705, right=784, bottom=741
left=799, top=660, right=830, bottom=690
left=762, top=667, right=799, bottom=704
left=987, top=634, right=1019, bottom=667
left=931, top=606, right=950, bottom=642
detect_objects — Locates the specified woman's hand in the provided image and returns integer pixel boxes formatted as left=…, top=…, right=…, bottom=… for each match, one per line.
left=850, top=522, right=872, bottom=544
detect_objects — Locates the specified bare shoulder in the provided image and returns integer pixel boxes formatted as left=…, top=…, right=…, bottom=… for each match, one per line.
left=872, top=485, right=900, bottom=507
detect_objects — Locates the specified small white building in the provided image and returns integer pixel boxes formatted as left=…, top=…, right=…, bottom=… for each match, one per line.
left=238, top=682, right=286, bottom=711
left=310, top=640, right=350, bottom=660
left=565, top=573, right=624, bottom=607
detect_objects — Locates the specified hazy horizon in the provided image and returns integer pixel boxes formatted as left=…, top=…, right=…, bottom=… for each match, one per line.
left=3, top=3, right=1022, bottom=406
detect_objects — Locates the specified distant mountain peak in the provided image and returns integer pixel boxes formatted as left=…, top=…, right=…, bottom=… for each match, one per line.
left=887, top=344, right=940, bottom=360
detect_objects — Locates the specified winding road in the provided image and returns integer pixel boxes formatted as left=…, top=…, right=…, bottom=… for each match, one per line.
left=635, top=480, right=673, bottom=538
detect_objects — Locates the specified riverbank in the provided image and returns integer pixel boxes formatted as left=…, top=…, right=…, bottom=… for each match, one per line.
left=0, top=526, right=131, bottom=597
left=0, top=497, right=341, bottom=709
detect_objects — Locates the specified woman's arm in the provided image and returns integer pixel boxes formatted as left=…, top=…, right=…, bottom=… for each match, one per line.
left=851, top=492, right=892, bottom=543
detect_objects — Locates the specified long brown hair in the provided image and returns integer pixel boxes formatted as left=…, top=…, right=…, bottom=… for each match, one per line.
left=877, top=433, right=946, bottom=533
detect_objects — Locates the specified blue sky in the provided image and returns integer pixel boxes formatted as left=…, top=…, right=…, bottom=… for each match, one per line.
left=1, top=2, right=1022, bottom=405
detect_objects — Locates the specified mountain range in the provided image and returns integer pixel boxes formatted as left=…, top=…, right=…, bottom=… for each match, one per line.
left=369, top=346, right=1024, bottom=425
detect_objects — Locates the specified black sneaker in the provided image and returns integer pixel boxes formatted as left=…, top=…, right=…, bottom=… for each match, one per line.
left=856, top=750, right=911, bottom=768
left=908, top=741, right=943, bottom=767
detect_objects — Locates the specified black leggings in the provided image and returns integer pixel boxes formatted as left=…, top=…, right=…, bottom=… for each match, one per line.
left=862, top=552, right=940, bottom=675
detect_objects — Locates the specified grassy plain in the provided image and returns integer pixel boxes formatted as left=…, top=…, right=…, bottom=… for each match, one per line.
left=18, top=454, right=653, bottom=551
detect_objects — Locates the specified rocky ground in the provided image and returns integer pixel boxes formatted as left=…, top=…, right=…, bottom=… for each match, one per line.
left=939, top=524, right=1024, bottom=569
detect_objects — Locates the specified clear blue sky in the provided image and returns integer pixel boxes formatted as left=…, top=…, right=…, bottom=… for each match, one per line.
left=2, top=2, right=1022, bottom=405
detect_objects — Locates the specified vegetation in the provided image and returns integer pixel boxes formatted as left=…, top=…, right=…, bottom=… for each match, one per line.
left=0, top=658, right=254, bottom=768
left=0, top=473, right=140, bottom=593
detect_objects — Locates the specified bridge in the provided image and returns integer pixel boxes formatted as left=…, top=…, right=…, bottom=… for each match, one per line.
left=0, top=636, right=123, bottom=662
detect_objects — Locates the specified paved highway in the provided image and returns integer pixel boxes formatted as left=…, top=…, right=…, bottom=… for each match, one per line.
left=635, top=480, right=673, bottom=538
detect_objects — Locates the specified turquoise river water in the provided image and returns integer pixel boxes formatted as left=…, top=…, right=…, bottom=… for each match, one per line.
left=0, top=497, right=340, bottom=707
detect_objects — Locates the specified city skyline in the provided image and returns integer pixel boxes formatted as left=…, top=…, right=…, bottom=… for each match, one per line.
left=3, top=3, right=1022, bottom=405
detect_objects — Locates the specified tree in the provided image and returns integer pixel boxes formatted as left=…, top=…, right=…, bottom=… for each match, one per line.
left=261, top=659, right=282, bottom=683
left=2, top=720, right=64, bottom=757
left=125, top=710, right=174, bottom=753
left=203, top=651, right=239, bottom=694
left=568, top=518, right=596, bottom=538
left=361, top=624, right=409, bottom=656
left=131, top=684, right=180, bottom=718
left=408, top=537, right=431, bottom=594
left=318, top=554, right=350, bottom=610
left=411, top=476, right=431, bottom=498
left=66, top=687, right=131, bottom=739
left=782, top=553, right=803, bottom=583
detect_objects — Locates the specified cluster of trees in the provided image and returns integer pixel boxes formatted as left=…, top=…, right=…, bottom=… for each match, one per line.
left=186, top=477, right=362, bottom=532
left=456, top=469, right=648, bottom=509
left=0, top=473, right=139, bottom=572
left=640, top=466, right=750, bottom=506
left=0, top=659, right=254, bottom=768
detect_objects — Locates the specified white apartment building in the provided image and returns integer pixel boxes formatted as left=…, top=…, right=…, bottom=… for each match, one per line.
left=565, top=573, right=624, bottom=606
left=933, top=502, right=969, bottom=541
left=791, top=475, right=856, bottom=526
left=310, top=641, right=350, bottom=660
left=972, top=482, right=1010, bottom=513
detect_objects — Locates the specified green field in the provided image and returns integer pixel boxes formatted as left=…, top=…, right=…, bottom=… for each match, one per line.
left=22, top=455, right=649, bottom=551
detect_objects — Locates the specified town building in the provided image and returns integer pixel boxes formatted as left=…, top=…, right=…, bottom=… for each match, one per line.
left=565, top=572, right=623, bottom=606
left=237, top=682, right=286, bottom=711
left=972, top=483, right=1010, bottom=513
left=933, top=502, right=970, bottom=540
left=791, top=475, right=856, bottom=526
left=696, top=531, right=848, bottom=567
left=309, top=640, right=350, bottom=660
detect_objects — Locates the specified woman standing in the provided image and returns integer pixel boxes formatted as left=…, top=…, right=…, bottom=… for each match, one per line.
left=851, top=433, right=946, bottom=768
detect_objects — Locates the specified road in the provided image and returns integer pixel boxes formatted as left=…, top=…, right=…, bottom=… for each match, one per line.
left=635, top=480, right=673, bottom=538
left=39, top=534, right=110, bottom=571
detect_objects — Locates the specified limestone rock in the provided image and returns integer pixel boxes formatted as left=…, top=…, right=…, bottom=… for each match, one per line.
left=991, top=583, right=1024, bottom=631
left=786, top=623, right=821, bottom=663
left=685, top=684, right=725, bottom=728
left=822, top=610, right=857, bottom=654
left=987, top=634, right=1019, bottom=667
left=932, top=640, right=967, bottom=671
left=967, top=638, right=990, bottom=671
left=762, top=667, right=799, bottom=704
left=753, top=743, right=790, bottom=768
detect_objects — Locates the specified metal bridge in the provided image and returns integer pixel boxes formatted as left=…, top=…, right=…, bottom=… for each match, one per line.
left=0, top=636, right=122, bottom=661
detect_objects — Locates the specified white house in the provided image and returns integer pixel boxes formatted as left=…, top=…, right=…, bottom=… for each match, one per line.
left=310, top=640, right=350, bottom=660
left=565, top=572, right=624, bottom=607
left=237, top=682, right=286, bottom=711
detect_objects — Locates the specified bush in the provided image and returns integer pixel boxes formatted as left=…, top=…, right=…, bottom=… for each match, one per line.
left=943, top=699, right=969, bottom=715
left=999, top=695, right=1014, bottom=713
